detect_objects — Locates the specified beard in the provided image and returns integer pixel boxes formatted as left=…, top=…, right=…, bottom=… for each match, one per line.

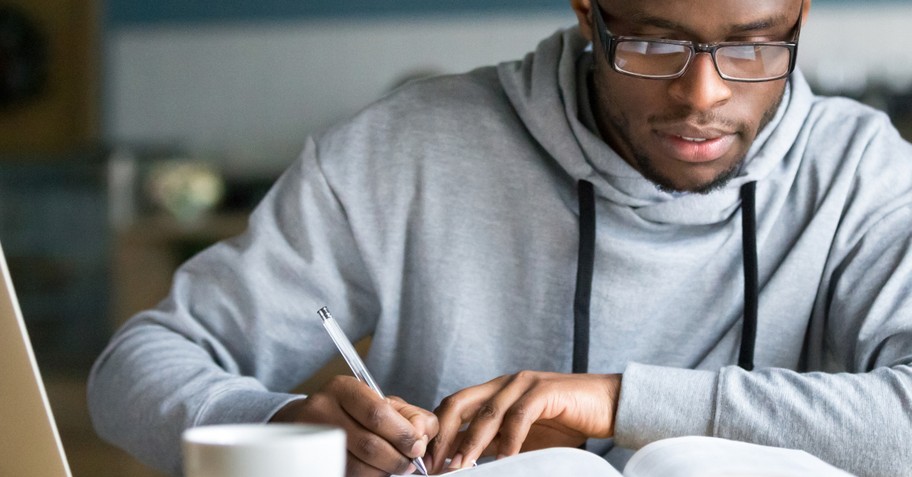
left=602, top=88, right=786, bottom=195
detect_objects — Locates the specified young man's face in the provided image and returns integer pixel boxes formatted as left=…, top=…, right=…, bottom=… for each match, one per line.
left=574, top=0, right=807, bottom=194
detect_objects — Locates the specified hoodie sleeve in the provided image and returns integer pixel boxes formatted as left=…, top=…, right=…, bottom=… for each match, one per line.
left=615, top=203, right=912, bottom=477
left=87, top=138, right=379, bottom=476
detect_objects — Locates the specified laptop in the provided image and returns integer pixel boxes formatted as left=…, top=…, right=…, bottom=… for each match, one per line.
left=0, top=241, right=72, bottom=477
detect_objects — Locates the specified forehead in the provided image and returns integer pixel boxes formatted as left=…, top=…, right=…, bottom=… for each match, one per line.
left=601, top=0, right=798, bottom=37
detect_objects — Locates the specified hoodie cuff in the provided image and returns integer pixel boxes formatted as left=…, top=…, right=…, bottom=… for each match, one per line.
left=614, top=362, right=718, bottom=449
left=194, top=387, right=307, bottom=427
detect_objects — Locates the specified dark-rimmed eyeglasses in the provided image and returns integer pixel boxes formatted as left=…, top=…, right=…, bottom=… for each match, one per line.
left=591, top=1, right=802, bottom=83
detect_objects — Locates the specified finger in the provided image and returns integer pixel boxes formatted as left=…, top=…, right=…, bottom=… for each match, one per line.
left=493, top=394, right=547, bottom=458
left=344, top=421, right=418, bottom=475
left=447, top=376, right=531, bottom=469
left=327, top=395, right=415, bottom=474
left=388, top=396, right=439, bottom=445
left=452, top=429, right=500, bottom=458
left=333, top=380, right=428, bottom=458
left=389, top=400, right=435, bottom=466
left=326, top=379, right=422, bottom=474
left=431, top=381, right=503, bottom=474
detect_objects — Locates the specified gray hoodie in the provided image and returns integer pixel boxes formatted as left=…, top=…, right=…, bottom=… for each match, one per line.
left=89, top=27, right=912, bottom=476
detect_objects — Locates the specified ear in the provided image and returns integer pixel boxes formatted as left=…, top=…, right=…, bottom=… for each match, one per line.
left=801, top=0, right=812, bottom=27
left=570, top=0, right=595, bottom=42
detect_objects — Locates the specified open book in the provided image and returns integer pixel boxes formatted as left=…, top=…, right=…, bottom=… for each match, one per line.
left=406, top=436, right=854, bottom=476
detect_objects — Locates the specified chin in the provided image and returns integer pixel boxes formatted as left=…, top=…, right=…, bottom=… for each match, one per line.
left=643, top=161, right=743, bottom=195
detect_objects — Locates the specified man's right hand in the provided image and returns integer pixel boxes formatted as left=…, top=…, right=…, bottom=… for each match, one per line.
left=271, top=376, right=438, bottom=476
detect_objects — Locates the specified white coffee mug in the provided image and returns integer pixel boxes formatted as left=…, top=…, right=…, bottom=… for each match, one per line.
left=182, top=423, right=346, bottom=477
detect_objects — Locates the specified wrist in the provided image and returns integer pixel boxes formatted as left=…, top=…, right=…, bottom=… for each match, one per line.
left=603, top=373, right=622, bottom=437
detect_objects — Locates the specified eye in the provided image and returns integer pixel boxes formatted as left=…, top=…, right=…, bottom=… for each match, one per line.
left=645, top=42, right=688, bottom=55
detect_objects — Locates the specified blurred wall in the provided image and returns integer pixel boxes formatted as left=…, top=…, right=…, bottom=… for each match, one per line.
left=102, top=1, right=912, bottom=178
left=103, top=12, right=573, bottom=177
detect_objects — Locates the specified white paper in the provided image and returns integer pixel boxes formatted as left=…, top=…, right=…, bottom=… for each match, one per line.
left=624, top=436, right=854, bottom=477
left=395, top=437, right=855, bottom=477
left=393, top=447, right=620, bottom=476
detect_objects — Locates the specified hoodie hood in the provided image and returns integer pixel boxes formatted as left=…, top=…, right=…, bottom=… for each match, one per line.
left=497, top=26, right=813, bottom=225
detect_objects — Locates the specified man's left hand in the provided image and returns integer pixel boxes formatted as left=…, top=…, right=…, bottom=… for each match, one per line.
left=427, top=371, right=621, bottom=474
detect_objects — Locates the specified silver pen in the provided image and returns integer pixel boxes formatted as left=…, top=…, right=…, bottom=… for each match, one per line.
left=318, top=306, right=429, bottom=476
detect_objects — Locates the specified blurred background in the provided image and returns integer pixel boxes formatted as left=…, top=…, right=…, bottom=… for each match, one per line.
left=1, top=1, right=910, bottom=476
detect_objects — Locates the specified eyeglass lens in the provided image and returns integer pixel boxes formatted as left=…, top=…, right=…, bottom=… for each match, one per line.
left=614, top=41, right=792, bottom=80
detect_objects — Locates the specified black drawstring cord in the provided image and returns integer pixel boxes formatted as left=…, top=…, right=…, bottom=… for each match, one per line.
left=573, top=180, right=596, bottom=374
left=570, top=180, right=760, bottom=375
left=738, top=182, right=759, bottom=371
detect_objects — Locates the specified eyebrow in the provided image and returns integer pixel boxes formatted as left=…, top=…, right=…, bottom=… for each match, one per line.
left=625, top=11, right=791, bottom=37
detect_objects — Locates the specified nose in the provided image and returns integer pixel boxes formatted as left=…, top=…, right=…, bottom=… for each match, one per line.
left=667, top=52, right=732, bottom=112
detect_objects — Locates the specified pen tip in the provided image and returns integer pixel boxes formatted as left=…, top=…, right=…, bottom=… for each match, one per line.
left=414, top=457, right=429, bottom=476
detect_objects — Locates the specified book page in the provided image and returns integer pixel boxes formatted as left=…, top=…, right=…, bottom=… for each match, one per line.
left=393, top=447, right=622, bottom=476
left=623, top=436, right=854, bottom=477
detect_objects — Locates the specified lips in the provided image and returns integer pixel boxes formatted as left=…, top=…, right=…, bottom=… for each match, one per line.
left=655, top=126, right=737, bottom=164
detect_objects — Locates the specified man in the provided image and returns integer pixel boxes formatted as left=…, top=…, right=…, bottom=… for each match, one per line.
left=89, top=0, right=912, bottom=476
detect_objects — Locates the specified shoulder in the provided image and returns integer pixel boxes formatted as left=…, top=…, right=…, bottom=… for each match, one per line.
left=806, top=95, right=909, bottom=152
left=333, top=66, right=509, bottom=138
left=310, top=66, right=526, bottom=178
left=800, top=94, right=912, bottom=179
left=384, top=66, right=509, bottom=112
left=297, top=66, right=528, bottom=204
left=801, top=95, right=912, bottom=234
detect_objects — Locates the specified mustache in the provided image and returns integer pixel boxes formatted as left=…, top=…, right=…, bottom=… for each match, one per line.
left=648, top=110, right=744, bottom=131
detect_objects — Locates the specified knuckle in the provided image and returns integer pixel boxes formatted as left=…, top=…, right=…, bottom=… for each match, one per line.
left=423, top=413, right=440, bottom=435
left=397, top=429, right=419, bottom=450
left=417, top=405, right=436, bottom=419
left=476, top=403, right=499, bottom=420
left=326, top=375, right=352, bottom=390
left=437, top=395, right=460, bottom=412
left=436, top=395, right=460, bottom=414
left=505, top=403, right=529, bottom=421
left=326, top=376, right=362, bottom=402
left=514, top=370, right=537, bottom=382
left=365, top=402, right=387, bottom=429
left=354, top=434, right=383, bottom=458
